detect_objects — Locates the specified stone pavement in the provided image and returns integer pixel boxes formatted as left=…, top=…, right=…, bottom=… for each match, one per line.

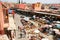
left=8, top=14, right=16, bottom=30
left=14, top=14, right=29, bottom=40
left=0, top=35, right=9, bottom=40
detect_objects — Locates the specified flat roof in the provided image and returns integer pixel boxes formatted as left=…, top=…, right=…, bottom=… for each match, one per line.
left=17, top=9, right=60, bottom=16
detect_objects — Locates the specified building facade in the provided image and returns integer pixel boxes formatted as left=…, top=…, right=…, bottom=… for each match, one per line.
left=32, top=2, right=42, bottom=11
left=0, top=2, right=4, bottom=34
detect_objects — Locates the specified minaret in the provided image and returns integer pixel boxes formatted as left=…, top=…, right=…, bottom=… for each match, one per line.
left=19, top=0, right=23, bottom=4
left=19, top=0, right=20, bottom=4
left=21, top=0, right=23, bottom=4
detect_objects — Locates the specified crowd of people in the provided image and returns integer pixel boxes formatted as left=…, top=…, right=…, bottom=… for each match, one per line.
left=18, top=14, right=60, bottom=40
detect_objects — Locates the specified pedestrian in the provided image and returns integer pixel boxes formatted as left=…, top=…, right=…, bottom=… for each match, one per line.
left=18, top=26, right=22, bottom=31
left=22, top=29, right=26, bottom=38
left=11, top=30, right=16, bottom=40
left=11, top=30, right=14, bottom=38
left=12, top=10, right=15, bottom=18
left=20, top=29, right=23, bottom=38
left=14, top=30, right=16, bottom=37
left=7, top=30, right=12, bottom=40
left=18, top=26, right=20, bottom=30
left=20, top=28, right=26, bottom=38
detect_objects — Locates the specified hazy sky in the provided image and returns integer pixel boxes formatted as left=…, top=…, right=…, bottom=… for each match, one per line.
left=1, top=0, right=60, bottom=4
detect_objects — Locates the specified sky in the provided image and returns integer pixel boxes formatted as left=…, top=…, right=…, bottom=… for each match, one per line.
left=1, top=0, right=60, bottom=4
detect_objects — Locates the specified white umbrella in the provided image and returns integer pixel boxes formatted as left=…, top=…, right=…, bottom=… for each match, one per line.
left=53, top=29, right=59, bottom=32
left=23, top=17, right=29, bottom=21
left=34, top=29, right=40, bottom=34
left=56, top=21, right=60, bottom=24
left=49, top=25, right=52, bottom=28
left=41, top=38, right=49, bottom=40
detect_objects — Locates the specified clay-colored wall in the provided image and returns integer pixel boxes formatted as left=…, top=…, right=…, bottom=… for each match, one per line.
left=0, top=2, right=4, bottom=34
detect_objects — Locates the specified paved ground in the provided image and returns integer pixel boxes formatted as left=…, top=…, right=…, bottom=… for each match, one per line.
left=14, top=14, right=29, bottom=40
left=14, top=14, right=54, bottom=40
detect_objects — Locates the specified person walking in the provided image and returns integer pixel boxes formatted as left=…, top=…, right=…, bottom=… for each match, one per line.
left=11, top=30, right=16, bottom=40
left=20, top=29, right=26, bottom=38
left=22, top=29, right=26, bottom=38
